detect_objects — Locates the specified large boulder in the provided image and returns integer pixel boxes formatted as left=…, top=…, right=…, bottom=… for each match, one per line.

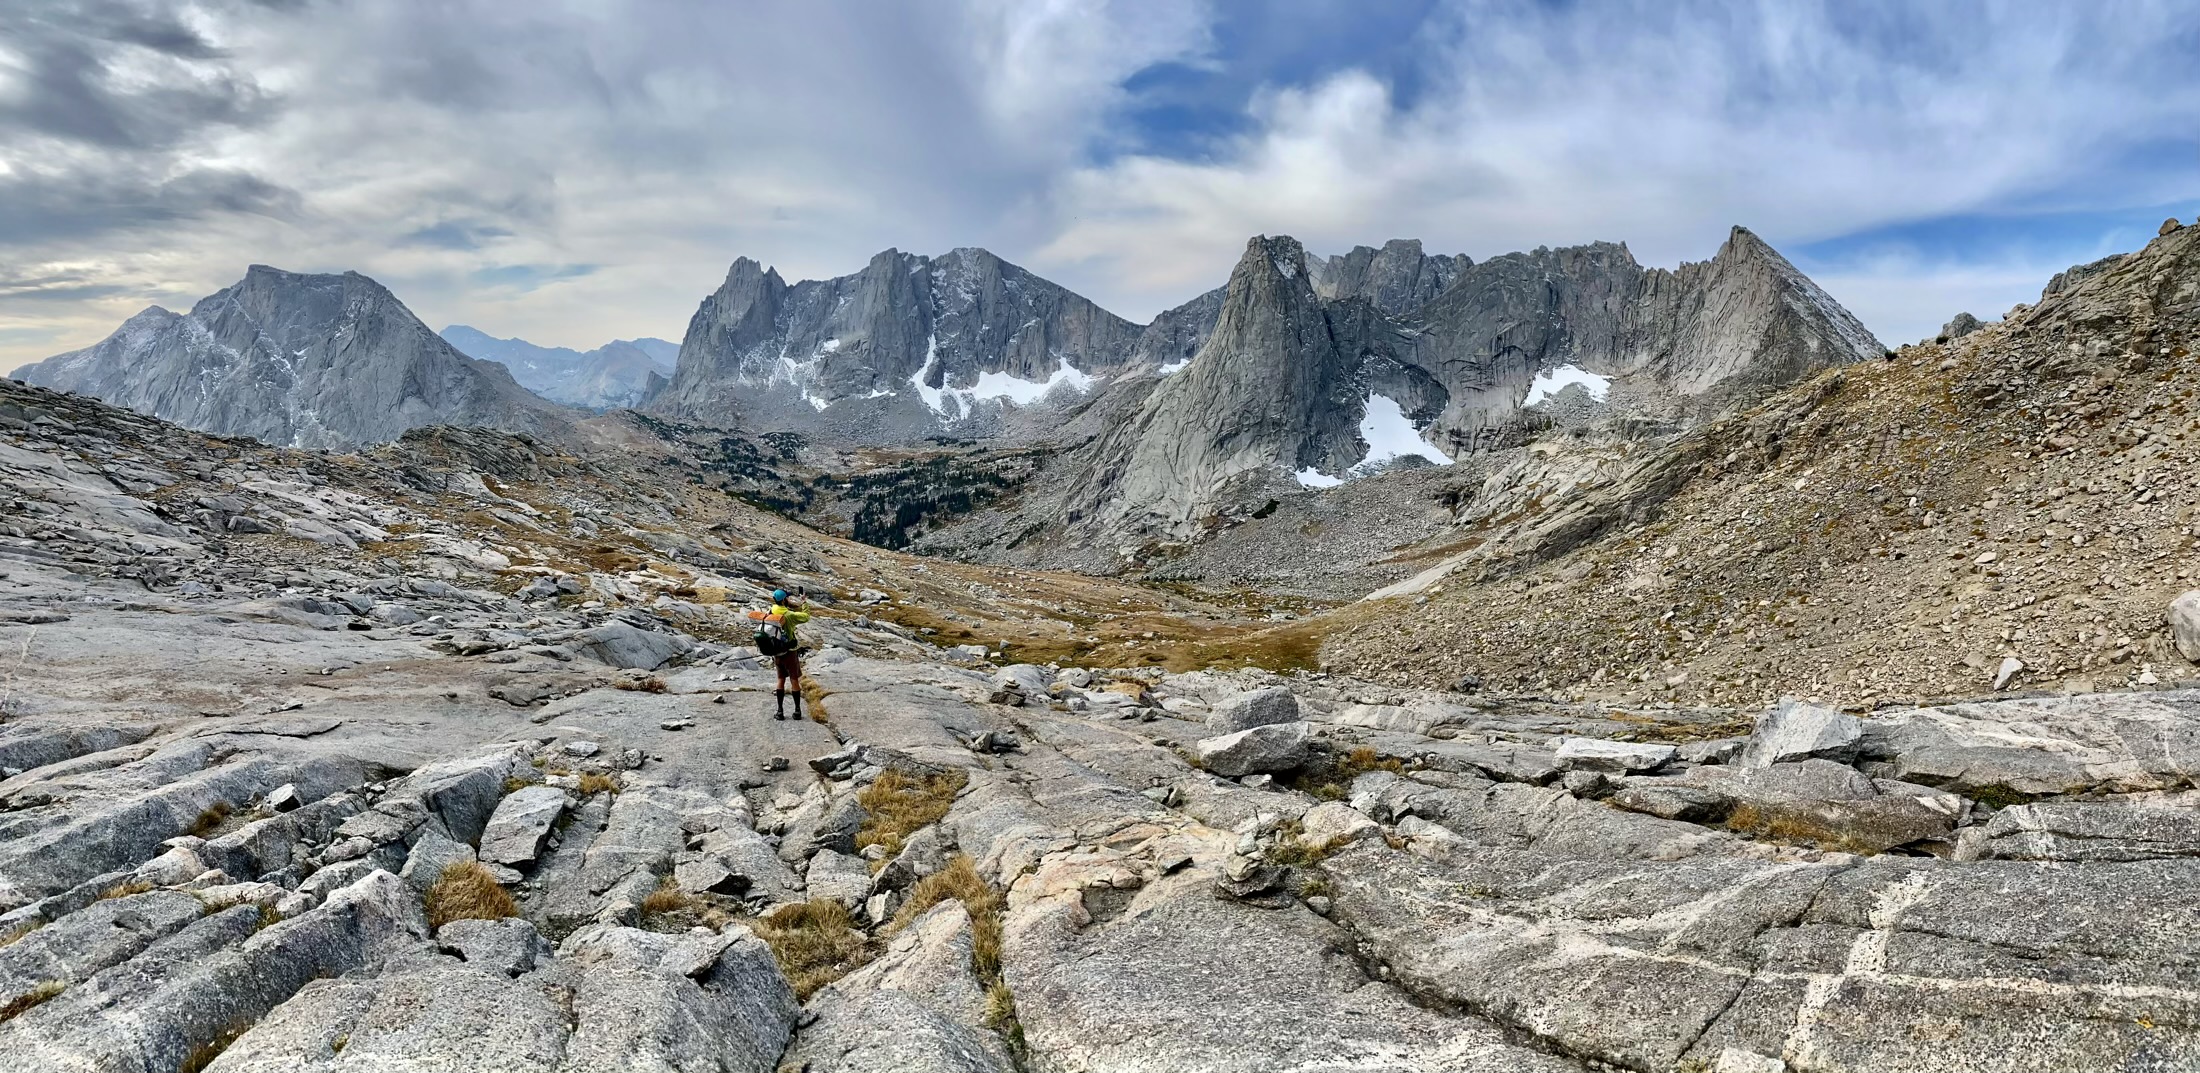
left=1685, top=761, right=1964, bottom=853
left=991, top=664, right=1051, bottom=703
left=1195, top=721, right=1312, bottom=778
left=1739, top=698, right=1863, bottom=768
left=573, top=622, right=692, bottom=670
left=1206, top=686, right=1302, bottom=735
left=2170, top=591, right=2200, bottom=662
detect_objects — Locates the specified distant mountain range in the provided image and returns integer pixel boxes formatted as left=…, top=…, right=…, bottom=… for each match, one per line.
left=439, top=326, right=677, bottom=411
left=13, top=228, right=1884, bottom=551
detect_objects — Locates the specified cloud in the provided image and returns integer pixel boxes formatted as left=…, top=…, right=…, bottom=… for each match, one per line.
left=1034, top=0, right=2200, bottom=335
left=1, top=0, right=2196, bottom=374
left=468, top=263, right=598, bottom=292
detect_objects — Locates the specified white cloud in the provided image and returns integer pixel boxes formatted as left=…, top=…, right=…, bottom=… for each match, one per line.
left=1032, top=0, right=2200, bottom=334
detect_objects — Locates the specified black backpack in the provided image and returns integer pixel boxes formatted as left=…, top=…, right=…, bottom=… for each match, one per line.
left=753, top=614, right=794, bottom=656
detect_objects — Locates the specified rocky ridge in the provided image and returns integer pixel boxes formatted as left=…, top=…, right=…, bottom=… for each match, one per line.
left=2, top=372, right=2197, bottom=1070
left=15, top=266, right=577, bottom=451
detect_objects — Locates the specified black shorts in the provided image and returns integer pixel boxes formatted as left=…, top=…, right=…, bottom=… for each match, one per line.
left=774, top=650, right=803, bottom=679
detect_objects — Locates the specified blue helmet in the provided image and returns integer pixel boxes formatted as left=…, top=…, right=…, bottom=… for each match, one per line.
left=771, top=589, right=788, bottom=602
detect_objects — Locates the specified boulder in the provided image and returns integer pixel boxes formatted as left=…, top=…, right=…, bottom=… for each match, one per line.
left=807, top=849, right=873, bottom=909
left=436, top=916, right=554, bottom=977
left=1739, top=699, right=1862, bottom=768
left=572, top=621, right=692, bottom=670
left=478, top=785, right=570, bottom=867
left=1297, top=802, right=1381, bottom=848
left=992, top=664, right=1050, bottom=698
left=1206, top=686, right=1302, bottom=734
left=1195, top=721, right=1312, bottom=778
left=2170, top=591, right=2200, bottom=662
left=1608, top=783, right=1731, bottom=823
left=873, top=824, right=951, bottom=894
left=398, top=829, right=477, bottom=890
left=1685, top=761, right=1964, bottom=853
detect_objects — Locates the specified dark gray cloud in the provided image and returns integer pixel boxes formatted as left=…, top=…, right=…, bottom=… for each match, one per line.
left=0, top=0, right=278, bottom=150
left=0, top=167, right=298, bottom=245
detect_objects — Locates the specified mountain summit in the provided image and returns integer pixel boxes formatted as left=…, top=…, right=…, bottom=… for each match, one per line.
left=17, top=267, right=573, bottom=450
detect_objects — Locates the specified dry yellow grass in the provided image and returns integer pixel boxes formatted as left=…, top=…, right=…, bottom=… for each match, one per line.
left=854, top=768, right=968, bottom=863
left=1723, top=803, right=1878, bottom=855
left=753, top=899, right=872, bottom=1000
left=890, top=855, right=1003, bottom=980
left=613, top=675, right=668, bottom=693
left=799, top=679, right=833, bottom=722
left=424, top=861, right=517, bottom=929
left=97, top=880, right=154, bottom=902
left=576, top=772, right=620, bottom=795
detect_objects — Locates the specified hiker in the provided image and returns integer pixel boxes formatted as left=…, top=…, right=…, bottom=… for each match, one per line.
left=749, top=588, right=811, bottom=720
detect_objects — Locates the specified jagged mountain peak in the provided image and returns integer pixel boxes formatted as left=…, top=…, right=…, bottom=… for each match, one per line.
left=650, top=243, right=1142, bottom=439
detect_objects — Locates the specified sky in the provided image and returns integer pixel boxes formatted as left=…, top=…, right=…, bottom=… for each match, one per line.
left=3, top=0, right=2197, bottom=374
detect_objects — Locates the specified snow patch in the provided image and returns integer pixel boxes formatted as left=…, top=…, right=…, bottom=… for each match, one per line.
left=911, top=336, right=1094, bottom=418
left=1158, top=358, right=1190, bottom=376
left=818, top=337, right=841, bottom=353
left=1352, top=395, right=1452, bottom=472
left=1294, top=467, right=1342, bottom=489
left=910, top=335, right=959, bottom=417
left=968, top=359, right=1092, bottom=405
left=1524, top=364, right=1611, bottom=406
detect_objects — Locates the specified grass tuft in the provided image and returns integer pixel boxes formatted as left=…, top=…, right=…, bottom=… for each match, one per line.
left=891, top=855, right=1003, bottom=980
left=854, top=768, right=968, bottom=864
left=576, top=772, right=620, bottom=795
left=0, top=981, right=64, bottom=1023
left=187, top=801, right=234, bottom=838
left=752, top=898, right=873, bottom=1000
left=800, top=680, right=833, bottom=723
left=424, top=861, right=517, bottom=929
left=98, top=880, right=154, bottom=901
left=1287, top=745, right=1403, bottom=801
left=1264, top=819, right=1343, bottom=868
left=613, top=675, right=668, bottom=693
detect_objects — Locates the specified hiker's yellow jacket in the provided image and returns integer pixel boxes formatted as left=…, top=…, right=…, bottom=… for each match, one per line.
left=772, top=603, right=810, bottom=644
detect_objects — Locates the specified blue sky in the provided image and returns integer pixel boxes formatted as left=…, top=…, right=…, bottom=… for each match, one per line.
left=2, top=0, right=2196, bottom=371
